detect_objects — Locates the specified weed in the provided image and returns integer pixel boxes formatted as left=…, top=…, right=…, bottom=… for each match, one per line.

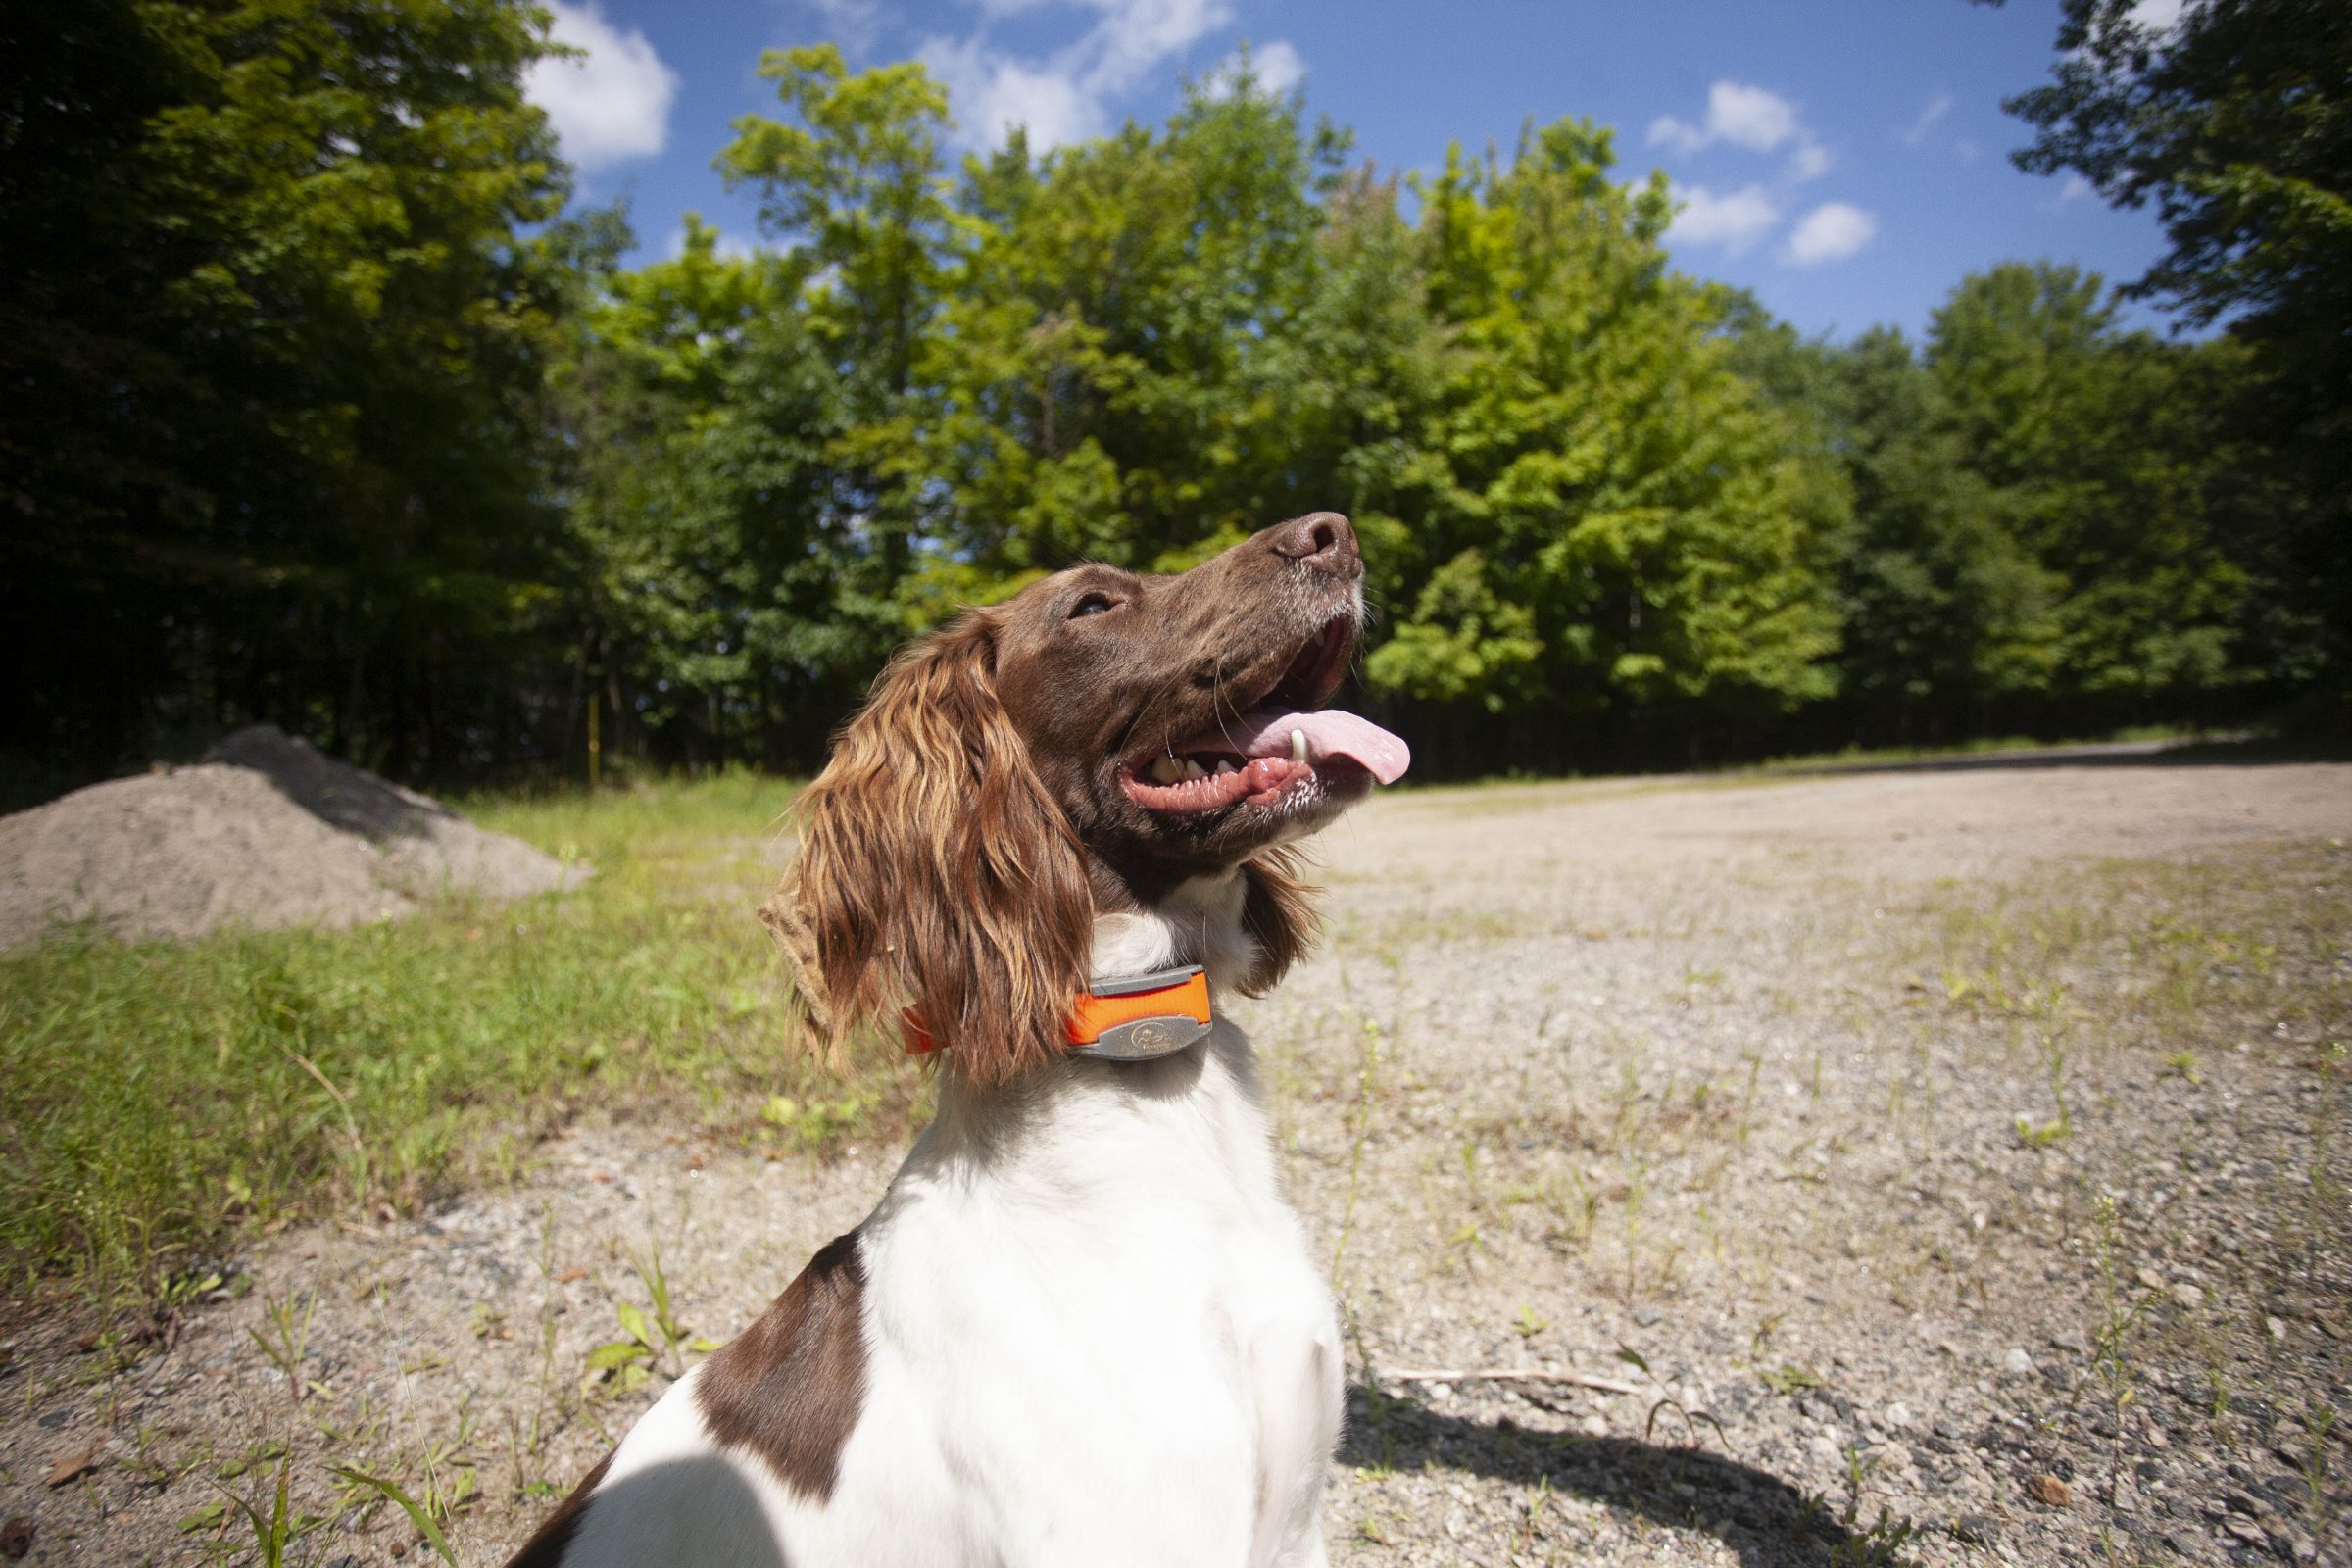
left=213, top=1454, right=326, bottom=1568
left=2013, top=1036, right=2074, bottom=1149
left=1510, top=1474, right=1553, bottom=1558
left=2083, top=1193, right=2153, bottom=1508
left=249, top=1290, right=319, bottom=1406
left=1761, top=1364, right=1824, bottom=1396
left=331, top=1466, right=461, bottom=1565
left=584, top=1237, right=717, bottom=1395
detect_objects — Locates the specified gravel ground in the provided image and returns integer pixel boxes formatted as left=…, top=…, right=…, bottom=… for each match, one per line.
left=3, top=750, right=2347, bottom=1566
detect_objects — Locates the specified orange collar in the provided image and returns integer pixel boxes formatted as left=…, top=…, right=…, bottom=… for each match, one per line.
left=901, top=965, right=1213, bottom=1062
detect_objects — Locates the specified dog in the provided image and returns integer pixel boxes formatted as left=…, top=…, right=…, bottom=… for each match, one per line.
left=508, top=512, right=1409, bottom=1568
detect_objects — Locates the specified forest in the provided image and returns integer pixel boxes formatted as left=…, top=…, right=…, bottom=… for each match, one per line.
left=5, top=0, right=2345, bottom=793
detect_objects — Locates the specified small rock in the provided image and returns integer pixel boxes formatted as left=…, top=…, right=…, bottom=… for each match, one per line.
left=43, top=1446, right=103, bottom=1488
left=2028, top=1473, right=2074, bottom=1507
left=1580, top=1413, right=1608, bottom=1437
left=1884, top=1401, right=1912, bottom=1428
left=2224, top=1516, right=2266, bottom=1545
left=1427, top=1382, right=1452, bottom=1399
left=2266, top=1315, right=2287, bottom=1341
left=1632, top=1306, right=1663, bottom=1327
left=0, top=1518, right=32, bottom=1561
left=2050, top=1329, right=2090, bottom=1355
left=2172, top=1282, right=2206, bottom=1308
left=2002, top=1347, right=2035, bottom=1376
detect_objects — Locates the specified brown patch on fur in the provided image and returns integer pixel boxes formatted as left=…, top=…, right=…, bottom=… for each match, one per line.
left=1239, top=847, right=1319, bottom=994
left=767, top=613, right=1094, bottom=1087
left=694, top=1232, right=871, bottom=1502
left=503, top=1449, right=613, bottom=1568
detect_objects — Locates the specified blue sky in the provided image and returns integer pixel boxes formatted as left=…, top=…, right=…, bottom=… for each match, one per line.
left=523, top=0, right=2186, bottom=343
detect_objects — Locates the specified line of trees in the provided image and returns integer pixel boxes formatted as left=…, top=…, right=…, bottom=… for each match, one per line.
left=5, top=1, right=2343, bottom=798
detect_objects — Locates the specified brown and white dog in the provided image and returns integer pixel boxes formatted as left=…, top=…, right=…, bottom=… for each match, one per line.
left=507, top=513, right=1409, bottom=1568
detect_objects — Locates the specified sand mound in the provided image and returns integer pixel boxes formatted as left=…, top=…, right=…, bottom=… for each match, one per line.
left=0, top=726, right=582, bottom=951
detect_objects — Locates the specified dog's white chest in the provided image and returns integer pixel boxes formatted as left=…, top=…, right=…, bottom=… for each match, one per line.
left=564, top=1027, right=1342, bottom=1568
left=837, top=1031, right=1342, bottom=1565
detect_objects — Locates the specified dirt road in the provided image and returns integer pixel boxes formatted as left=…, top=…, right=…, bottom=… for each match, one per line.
left=5, top=753, right=2346, bottom=1565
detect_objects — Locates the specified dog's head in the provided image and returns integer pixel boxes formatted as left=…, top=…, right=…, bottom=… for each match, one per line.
left=763, top=512, right=1408, bottom=1084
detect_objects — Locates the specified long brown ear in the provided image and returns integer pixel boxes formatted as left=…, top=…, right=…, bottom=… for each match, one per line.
left=1238, top=846, right=1319, bottom=995
left=761, top=612, right=1093, bottom=1087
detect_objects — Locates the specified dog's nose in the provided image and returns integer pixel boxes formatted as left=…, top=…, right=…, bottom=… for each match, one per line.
left=1267, top=512, right=1359, bottom=575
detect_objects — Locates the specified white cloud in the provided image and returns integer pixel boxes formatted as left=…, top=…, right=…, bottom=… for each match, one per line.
left=925, top=37, right=1102, bottom=149
left=1706, top=81, right=1799, bottom=151
left=1652, top=80, right=1801, bottom=156
left=1650, top=80, right=1824, bottom=179
left=2057, top=174, right=2096, bottom=207
left=1668, top=183, right=1781, bottom=254
left=2130, top=0, right=2189, bottom=31
left=524, top=3, right=679, bottom=172
left=798, top=0, right=887, bottom=53
left=1902, top=92, right=1953, bottom=148
left=1208, top=39, right=1304, bottom=96
left=1784, top=202, right=1877, bottom=266
left=922, top=0, right=1238, bottom=151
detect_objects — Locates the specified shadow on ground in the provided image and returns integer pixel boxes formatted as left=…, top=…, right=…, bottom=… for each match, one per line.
left=1343, top=1385, right=1918, bottom=1567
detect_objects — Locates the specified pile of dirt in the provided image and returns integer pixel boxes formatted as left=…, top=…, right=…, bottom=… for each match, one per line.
left=0, top=725, right=582, bottom=951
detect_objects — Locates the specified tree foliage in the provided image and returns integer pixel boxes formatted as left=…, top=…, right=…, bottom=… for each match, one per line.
left=2, top=0, right=572, bottom=781
left=2002, top=0, right=2351, bottom=720
left=3, top=15, right=2337, bottom=795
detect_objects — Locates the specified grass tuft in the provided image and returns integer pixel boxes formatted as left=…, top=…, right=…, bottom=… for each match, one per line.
left=0, top=771, right=917, bottom=1306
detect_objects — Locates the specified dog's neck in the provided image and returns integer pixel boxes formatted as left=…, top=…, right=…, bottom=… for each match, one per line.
left=1086, top=866, right=1259, bottom=992
left=907, top=863, right=1281, bottom=1200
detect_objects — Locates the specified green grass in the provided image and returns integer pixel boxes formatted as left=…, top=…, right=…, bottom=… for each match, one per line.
left=0, top=770, right=923, bottom=1306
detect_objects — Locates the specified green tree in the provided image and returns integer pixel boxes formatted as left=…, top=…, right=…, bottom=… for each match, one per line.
left=1735, top=316, right=2056, bottom=739
left=2, top=0, right=572, bottom=782
left=911, top=62, right=1348, bottom=594
left=1361, top=123, right=1845, bottom=766
left=552, top=219, right=854, bottom=768
left=717, top=45, right=956, bottom=668
left=1927, top=263, right=2244, bottom=713
left=2002, top=0, right=2351, bottom=717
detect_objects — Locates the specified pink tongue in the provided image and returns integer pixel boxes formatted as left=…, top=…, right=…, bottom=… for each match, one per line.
left=1219, top=710, right=1412, bottom=786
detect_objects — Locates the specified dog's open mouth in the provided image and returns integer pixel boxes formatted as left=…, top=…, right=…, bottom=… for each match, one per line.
left=1118, top=617, right=1411, bottom=816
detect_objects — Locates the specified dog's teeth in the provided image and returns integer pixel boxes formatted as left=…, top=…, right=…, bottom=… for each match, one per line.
left=1181, top=759, right=1208, bottom=781
left=1148, top=756, right=1184, bottom=785
left=1212, top=758, right=1238, bottom=775
left=1290, top=729, right=1307, bottom=765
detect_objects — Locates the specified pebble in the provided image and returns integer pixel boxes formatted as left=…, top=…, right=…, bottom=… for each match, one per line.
left=2172, top=1282, right=2206, bottom=1308
left=1883, top=1401, right=1912, bottom=1427
left=2001, top=1347, right=2035, bottom=1375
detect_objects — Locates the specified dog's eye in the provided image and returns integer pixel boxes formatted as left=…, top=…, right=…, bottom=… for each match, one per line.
left=1068, top=592, right=1118, bottom=619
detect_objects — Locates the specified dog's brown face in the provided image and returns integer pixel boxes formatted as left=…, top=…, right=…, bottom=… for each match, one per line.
left=986, top=511, right=1403, bottom=882
left=766, top=514, right=1408, bottom=1085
